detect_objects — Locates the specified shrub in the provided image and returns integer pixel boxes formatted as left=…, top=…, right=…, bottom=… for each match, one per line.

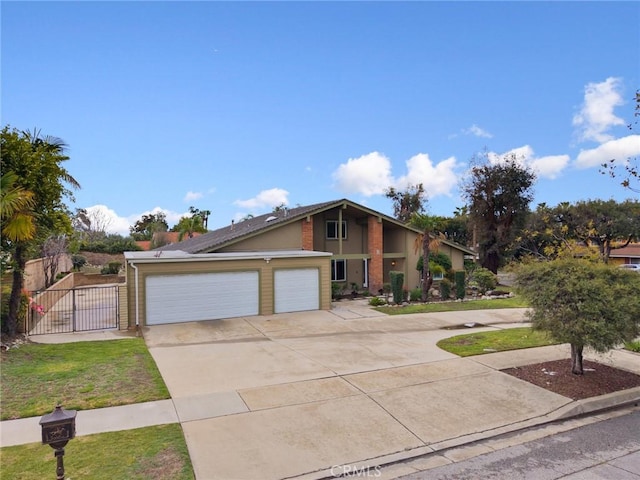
left=390, top=271, right=404, bottom=304
left=71, top=254, right=87, bottom=271
left=369, top=296, right=386, bottom=306
left=440, top=278, right=452, bottom=300
left=331, top=282, right=344, bottom=300
left=101, top=261, right=122, bottom=275
left=455, top=271, right=466, bottom=299
left=410, top=288, right=422, bottom=302
left=472, top=267, right=497, bottom=294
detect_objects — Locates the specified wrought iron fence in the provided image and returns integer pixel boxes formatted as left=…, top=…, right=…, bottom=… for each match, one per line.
left=27, top=285, right=119, bottom=335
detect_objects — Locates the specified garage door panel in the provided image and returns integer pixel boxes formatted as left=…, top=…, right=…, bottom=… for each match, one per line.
left=146, top=272, right=259, bottom=325
left=274, top=269, right=319, bottom=314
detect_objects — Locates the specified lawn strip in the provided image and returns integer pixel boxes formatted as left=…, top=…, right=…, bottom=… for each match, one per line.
left=0, top=338, right=169, bottom=420
left=0, top=424, right=194, bottom=480
left=436, top=327, right=559, bottom=356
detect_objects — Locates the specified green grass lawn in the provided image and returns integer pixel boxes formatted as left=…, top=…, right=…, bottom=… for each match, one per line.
left=376, top=295, right=528, bottom=315
left=436, top=327, right=560, bottom=356
left=0, top=424, right=194, bottom=480
left=0, top=338, right=170, bottom=420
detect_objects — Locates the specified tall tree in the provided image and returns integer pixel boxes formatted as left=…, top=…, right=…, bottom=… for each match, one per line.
left=516, top=257, right=640, bottom=375
left=385, top=184, right=426, bottom=223
left=410, top=214, right=442, bottom=301
left=129, top=212, right=168, bottom=241
left=1, top=126, right=80, bottom=336
left=462, top=153, right=536, bottom=273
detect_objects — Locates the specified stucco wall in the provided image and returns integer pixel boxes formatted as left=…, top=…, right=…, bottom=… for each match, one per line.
left=24, top=254, right=73, bottom=291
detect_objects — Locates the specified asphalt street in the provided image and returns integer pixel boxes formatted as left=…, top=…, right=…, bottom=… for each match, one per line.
left=397, top=408, right=640, bottom=480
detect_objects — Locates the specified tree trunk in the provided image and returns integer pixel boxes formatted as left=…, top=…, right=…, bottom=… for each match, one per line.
left=6, top=243, right=27, bottom=337
left=571, top=343, right=584, bottom=375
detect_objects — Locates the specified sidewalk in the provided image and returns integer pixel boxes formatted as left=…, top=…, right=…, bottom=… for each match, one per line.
left=2, top=305, right=639, bottom=480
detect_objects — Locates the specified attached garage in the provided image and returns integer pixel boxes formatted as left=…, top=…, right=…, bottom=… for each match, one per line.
left=274, top=268, right=319, bottom=314
left=124, top=250, right=331, bottom=328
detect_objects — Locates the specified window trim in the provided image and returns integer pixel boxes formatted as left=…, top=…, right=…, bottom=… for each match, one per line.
left=326, top=220, right=347, bottom=240
left=331, top=259, right=346, bottom=282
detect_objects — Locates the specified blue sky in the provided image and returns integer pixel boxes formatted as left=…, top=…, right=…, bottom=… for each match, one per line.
left=3, top=1, right=639, bottom=235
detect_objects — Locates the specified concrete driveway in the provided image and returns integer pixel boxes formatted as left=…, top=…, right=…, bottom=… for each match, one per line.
left=142, top=304, right=576, bottom=480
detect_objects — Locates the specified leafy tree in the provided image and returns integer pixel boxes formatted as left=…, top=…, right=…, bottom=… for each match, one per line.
left=462, top=152, right=536, bottom=273
left=516, top=257, right=640, bottom=375
left=129, top=212, right=168, bottom=241
left=385, top=184, right=426, bottom=223
left=170, top=206, right=209, bottom=240
left=1, top=126, right=79, bottom=336
left=410, top=214, right=441, bottom=302
left=569, top=199, right=640, bottom=263
left=601, top=90, right=640, bottom=194
left=72, top=207, right=112, bottom=241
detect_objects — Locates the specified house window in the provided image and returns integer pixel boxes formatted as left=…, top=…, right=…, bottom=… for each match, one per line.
left=326, top=220, right=347, bottom=240
left=433, top=272, right=444, bottom=281
left=331, top=259, right=346, bottom=282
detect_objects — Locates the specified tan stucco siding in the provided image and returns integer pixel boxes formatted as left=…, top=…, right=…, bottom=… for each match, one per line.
left=218, top=222, right=303, bottom=252
left=437, top=244, right=465, bottom=271
left=312, top=214, right=367, bottom=255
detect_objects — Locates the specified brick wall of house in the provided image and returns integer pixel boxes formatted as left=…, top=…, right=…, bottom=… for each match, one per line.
left=368, top=216, right=383, bottom=293
left=301, top=218, right=314, bottom=250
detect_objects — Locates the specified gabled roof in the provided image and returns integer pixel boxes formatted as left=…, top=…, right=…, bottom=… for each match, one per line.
left=158, top=198, right=474, bottom=256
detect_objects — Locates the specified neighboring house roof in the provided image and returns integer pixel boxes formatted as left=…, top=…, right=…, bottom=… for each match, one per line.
left=136, top=232, right=203, bottom=251
left=135, top=240, right=152, bottom=251
left=158, top=198, right=475, bottom=256
left=609, top=243, right=640, bottom=259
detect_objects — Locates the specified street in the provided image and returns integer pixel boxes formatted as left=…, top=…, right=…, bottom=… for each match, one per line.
left=397, top=407, right=640, bottom=479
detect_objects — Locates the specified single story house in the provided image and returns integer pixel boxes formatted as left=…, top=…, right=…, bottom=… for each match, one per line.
left=124, top=199, right=474, bottom=327
left=609, top=243, right=640, bottom=266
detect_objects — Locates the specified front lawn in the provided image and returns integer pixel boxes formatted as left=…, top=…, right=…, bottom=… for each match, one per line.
left=376, top=296, right=528, bottom=315
left=436, top=327, right=559, bottom=356
left=0, top=338, right=170, bottom=420
left=0, top=424, right=194, bottom=480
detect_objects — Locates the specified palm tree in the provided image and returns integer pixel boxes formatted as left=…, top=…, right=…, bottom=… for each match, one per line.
left=410, top=214, right=443, bottom=302
left=1, top=171, right=35, bottom=242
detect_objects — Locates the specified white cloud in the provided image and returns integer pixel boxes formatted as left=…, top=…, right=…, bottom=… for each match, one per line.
left=234, top=188, right=289, bottom=210
left=331, top=152, right=394, bottom=196
left=184, top=191, right=203, bottom=202
left=488, top=145, right=569, bottom=179
left=573, top=77, right=625, bottom=143
left=82, top=205, right=188, bottom=236
left=396, top=154, right=459, bottom=197
left=574, top=134, right=640, bottom=169
left=464, top=124, right=493, bottom=138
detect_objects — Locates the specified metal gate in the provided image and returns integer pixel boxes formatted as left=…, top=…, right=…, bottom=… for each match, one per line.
left=27, top=285, right=119, bottom=335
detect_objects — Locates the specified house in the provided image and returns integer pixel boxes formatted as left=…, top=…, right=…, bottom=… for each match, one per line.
left=123, top=199, right=474, bottom=327
left=135, top=231, right=202, bottom=251
left=160, top=199, right=474, bottom=294
left=609, top=243, right=640, bottom=266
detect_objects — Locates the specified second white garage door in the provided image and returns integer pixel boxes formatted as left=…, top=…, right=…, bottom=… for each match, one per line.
left=274, top=268, right=319, bottom=313
left=146, top=271, right=259, bottom=325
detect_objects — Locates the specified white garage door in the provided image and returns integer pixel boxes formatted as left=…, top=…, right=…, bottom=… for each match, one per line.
left=146, top=271, right=259, bottom=325
left=274, top=268, right=319, bottom=313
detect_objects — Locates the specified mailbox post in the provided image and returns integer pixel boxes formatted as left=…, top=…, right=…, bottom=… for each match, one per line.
left=40, top=405, right=76, bottom=480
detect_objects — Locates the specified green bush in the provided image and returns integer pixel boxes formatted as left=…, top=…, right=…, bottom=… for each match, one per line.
left=101, top=261, right=122, bottom=275
left=71, top=254, right=87, bottom=271
left=455, top=270, right=466, bottom=299
left=410, top=288, right=422, bottom=302
left=81, top=234, right=142, bottom=254
left=440, top=278, right=451, bottom=300
left=331, top=282, right=344, bottom=300
left=390, top=271, right=404, bottom=304
left=369, top=296, right=386, bottom=306
left=472, top=267, right=497, bottom=294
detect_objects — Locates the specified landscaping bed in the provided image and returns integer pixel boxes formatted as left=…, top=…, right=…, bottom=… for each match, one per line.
left=503, top=359, right=640, bottom=400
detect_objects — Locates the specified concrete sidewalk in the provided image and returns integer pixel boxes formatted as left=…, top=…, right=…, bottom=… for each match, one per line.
left=2, top=304, right=639, bottom=480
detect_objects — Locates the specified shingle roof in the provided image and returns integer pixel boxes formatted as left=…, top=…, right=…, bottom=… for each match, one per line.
left=157, top=198, right=475, bottom=256
left=158, top=199, right=342, bottom=253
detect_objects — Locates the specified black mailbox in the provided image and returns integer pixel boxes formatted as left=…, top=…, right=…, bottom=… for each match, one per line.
left=40, top=405, right=76, bottom=449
